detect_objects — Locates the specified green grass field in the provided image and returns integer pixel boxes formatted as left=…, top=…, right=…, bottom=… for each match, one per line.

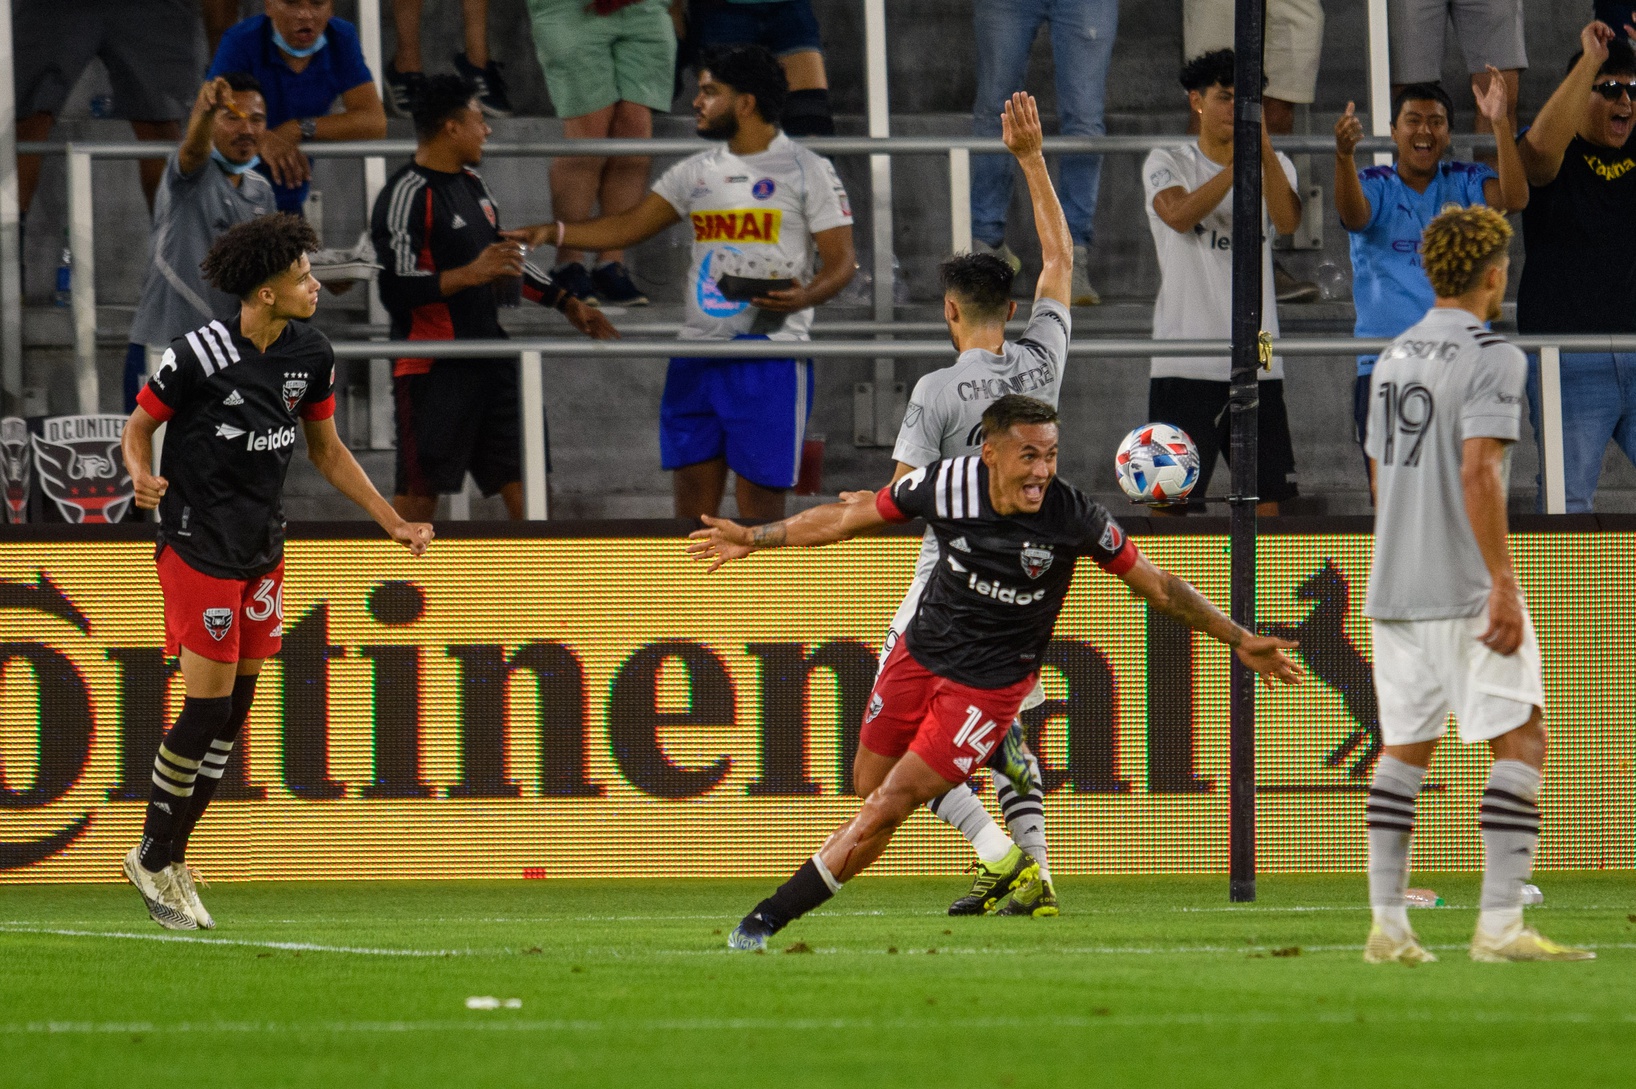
left=3, top=872, right=1632, bottom=1088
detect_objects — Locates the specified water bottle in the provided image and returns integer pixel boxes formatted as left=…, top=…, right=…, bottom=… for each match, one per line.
left=1315, top=260, right=1349, bottom=302
left=53, top=231, right=71, bottom=308
left=1404, top=887, right=1444, bottom=907
left=1521, top=883, right=1544, bottom=906
left=891, top=255, right=910, bottom=306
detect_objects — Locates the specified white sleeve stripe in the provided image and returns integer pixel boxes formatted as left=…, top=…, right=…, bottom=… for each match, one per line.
left=385, top=174, right=431, bottom=277
left=207, top=320, right=241, bottom=364
left=964, top=458, right=980, bottom=516
left=185, top=330, right=214, bottom=376
left=934, top=460, right=952, bottom=518
left=198, top=325, right=233, bottom=373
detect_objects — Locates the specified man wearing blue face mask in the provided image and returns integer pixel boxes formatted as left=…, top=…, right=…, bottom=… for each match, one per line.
left=207, top=0, right=387, bottom=215
left=125, top=76, right=279, bottom=411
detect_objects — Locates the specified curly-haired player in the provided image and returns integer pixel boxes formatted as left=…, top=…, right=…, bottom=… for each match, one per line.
left=119, top=213, right=434, bottom=930
left=1361, top=205, right=1592, bottom=964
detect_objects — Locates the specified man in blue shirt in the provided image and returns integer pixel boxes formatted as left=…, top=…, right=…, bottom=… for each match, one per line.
left=208, top=0, right=387, bottom=214
left=1334, top=74, right=1527, bottom=472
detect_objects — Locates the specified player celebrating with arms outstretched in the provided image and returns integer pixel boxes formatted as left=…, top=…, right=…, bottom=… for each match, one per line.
left=688, top=395, right=1304, bottom=951
left=1361, top=206, right=1592, bottom=964
left=120, top=214, right=434, bottom=930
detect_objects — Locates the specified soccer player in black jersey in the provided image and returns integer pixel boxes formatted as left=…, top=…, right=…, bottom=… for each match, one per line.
left=688, top=395, right=1306, bottom=949
left=119, top=213, right=434, bottom=930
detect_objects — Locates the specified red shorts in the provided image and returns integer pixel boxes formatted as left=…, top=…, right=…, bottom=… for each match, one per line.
left=156, top=546, right=284, bottom=663
left=860, top=640, right=1037, bottom=785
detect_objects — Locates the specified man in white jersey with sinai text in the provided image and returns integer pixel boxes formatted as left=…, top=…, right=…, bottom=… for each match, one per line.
left=1362, top=206, right=1592, bottom=965
left=506, top=44, right=855, bottom=522
left=879, top=92, right=1072, bottom=918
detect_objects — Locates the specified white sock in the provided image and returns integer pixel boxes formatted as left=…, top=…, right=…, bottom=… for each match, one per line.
left=928, top=786, right=1012, bottom=864
left=1479, top=759, right=1542, bottom=935
left=997, top=753, right=1049, bottom=881
left=1366, top=755, right=1426, bottom=936
left=1477, top=907, right=1523, bottom=937
left=1371, top=905, right=1411, bottom=934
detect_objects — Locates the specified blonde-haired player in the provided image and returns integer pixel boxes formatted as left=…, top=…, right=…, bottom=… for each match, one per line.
left=1362, top=206, right=1592, bottom=964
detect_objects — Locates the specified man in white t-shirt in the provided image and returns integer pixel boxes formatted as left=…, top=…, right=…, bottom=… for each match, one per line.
left=1143, top=48, right=1303, bottom=514
left=509, top=45, right=856, bottom=520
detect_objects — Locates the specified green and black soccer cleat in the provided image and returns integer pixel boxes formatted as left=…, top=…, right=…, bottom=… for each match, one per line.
left=947, top=846, right=1040, bottom=916
left=996, top=872, right=1059, bottom=917
left=987, top=720, right=1034, bottom=797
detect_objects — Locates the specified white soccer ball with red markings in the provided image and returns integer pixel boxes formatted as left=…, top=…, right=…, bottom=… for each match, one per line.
left=1115, top=423, right=1200, bottom=505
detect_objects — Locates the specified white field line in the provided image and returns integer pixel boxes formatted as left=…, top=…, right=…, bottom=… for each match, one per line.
left=6, top=1010, right=1636, bottom=1035
left=0, top=925, right=469, bottom=957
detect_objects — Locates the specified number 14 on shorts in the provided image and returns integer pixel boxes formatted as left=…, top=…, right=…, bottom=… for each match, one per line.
left=952, top=706, right=1000, bottom=772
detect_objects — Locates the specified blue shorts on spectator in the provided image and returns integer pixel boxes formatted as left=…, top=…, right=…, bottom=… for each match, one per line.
left=1526, top=353, right=1636, bottom=513
left=687, top=0, right=833, bottom=136
left=661, top=354, right=813, bottom=489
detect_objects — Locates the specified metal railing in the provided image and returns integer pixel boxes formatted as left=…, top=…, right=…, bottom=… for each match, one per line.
left=318, top=334, right=1612, bottom=519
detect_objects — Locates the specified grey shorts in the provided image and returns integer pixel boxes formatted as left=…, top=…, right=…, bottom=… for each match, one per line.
left=1184, top=0, right=1325, bottom=104
left=1388, top=0, right=1527, bottom=84
left=14, top=0, right=199, bottom=121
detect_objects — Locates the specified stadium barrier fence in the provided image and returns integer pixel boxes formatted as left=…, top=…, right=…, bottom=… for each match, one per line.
left=0, top=520, right=1629, bottom=883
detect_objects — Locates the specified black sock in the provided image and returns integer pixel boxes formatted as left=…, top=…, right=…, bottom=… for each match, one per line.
left=172, top=676, right=257, bottom=866
left=743, top=857, right=839, bottom=935
left=138, top=696, right=232, bottom=872
left=782, top=88, right=835, bottom=136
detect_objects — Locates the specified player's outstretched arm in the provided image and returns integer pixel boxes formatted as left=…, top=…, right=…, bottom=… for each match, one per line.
left=1001, top=92, right=1072, bottom=307
left=120, top=407, right=168, bottom=511
left=302, top=417, right=434, bottom=556
left=686, top=490, right=886, bottom=573
left=504, top=192, right=682, bottom=254
left=1119, top=551, right=1306, bottom=687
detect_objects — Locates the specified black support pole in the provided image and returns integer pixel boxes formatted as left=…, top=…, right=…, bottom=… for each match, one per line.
left=1228, top=0, right=1264, bottom=903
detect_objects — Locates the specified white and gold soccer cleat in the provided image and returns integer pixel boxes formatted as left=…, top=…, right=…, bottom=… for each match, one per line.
left=1363, top=924, right=1437, bottom=965
left=122, top=847, right=196, bottom=930
left=1469, top=923, right=1595, bottom=962
left=170, top=863, right=214, bottom=930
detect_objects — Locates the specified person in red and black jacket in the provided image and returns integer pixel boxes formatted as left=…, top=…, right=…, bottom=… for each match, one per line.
left=372, top=74, right=618, bottom=520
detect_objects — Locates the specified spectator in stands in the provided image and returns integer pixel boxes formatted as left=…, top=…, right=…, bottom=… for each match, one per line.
left=207, top=0, right=388, bottom=215
left=1142, top=48, right=1303, bottom=516
left=682, top=0, right=833, bottom=135
left=970, top=0, right=1115, bottom=307
left=505, top=46, right=856, bottom=520
left=13, top=0, right=198, bottom=214
left=1334, top=75, right=1527, bottom=474
left=1516, top=21, right=1636, bottom=512
left=1390, top=0, right=1526, bottom=151
left=1184, top=0, right=1324, bottom=303
left=125, top=75, right=277, bottom=411
left=526, top=0, right=678, bottom=306
left=373, top=76, right=617, bottom=521
left=384, top=0, right=513, bottom=119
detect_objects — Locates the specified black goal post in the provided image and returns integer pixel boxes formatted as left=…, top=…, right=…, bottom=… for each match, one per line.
left=1229, top=0, right=1265, bottom=903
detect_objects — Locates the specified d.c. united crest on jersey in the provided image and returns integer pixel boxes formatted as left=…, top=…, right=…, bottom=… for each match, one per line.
left=1019, top=543, right=1053, bottom=579
left=281, top=376, right=309, bottom=413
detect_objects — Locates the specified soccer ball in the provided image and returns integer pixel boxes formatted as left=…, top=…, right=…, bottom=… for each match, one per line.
left=1115, top=423, right=1200, bottom=505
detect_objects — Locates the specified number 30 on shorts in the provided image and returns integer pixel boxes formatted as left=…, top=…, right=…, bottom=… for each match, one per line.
left=245, top=577, right=283, bottom=623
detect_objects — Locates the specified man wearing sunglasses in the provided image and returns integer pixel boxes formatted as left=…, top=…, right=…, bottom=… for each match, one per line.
left=1517, top=20, right=1636, bottom=511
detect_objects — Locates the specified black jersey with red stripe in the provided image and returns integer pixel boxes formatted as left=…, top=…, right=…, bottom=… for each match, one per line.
left=137, top=316, right=336, bottom=580
left=875, top=456, right=1138, bottom=688
left=372, top=162, right=565, bottom=378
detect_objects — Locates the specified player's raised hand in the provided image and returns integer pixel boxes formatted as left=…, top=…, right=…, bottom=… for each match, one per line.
left=565, top=296, right=620, bottom=339
left=687, top=515, right=756, bottom=573
left=1479, top=582, right=1525, bottom=656
left=132, top=471, right=168, bottom=510
left=1235, top=633, right=1306, bottom=688
left=1473, top=67, right=1510, bottom=127
left=1001, top=92, right=1044, bottom=161
left=1334, top=101, right=1364, bottom=158
left=392, top=520, right=435, bottom=557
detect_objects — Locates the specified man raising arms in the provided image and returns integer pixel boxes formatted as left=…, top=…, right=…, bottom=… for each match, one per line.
left=1362, top=207, right=1591, bottom=965
left=120, top=214, right=433, bottom=930
left=688, top=395, right=1304, bottom=951
left=887, top=92, right=1074, bottom=917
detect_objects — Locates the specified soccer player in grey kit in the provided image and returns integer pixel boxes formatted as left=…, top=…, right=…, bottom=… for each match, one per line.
left=1362, top=206, right=1592, bottom=964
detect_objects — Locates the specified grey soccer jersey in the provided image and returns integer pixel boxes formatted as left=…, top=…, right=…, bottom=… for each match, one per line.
left=1364, top=307, right=1527, bottom=620
left=890, top=297, right=1071, bottom=616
